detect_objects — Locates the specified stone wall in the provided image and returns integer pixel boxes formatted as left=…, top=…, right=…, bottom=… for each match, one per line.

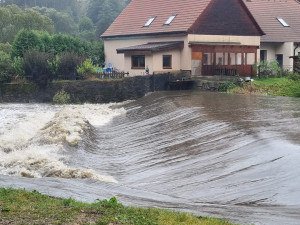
left=0, top=74, right=171, bottom=103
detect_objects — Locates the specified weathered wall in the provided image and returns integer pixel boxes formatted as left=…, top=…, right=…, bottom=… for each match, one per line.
left=0, top=74, right=171, bottom=103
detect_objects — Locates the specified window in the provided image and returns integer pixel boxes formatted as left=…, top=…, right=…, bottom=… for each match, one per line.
left=163, top=55, right=172, bottom=69
left=247, top=53, right=255, bottom=65
left=164, top=15, right=176, bottom=25
left=277, top=18, right=289, bottom=27
left=132, top=55, right=145, bottom=69
left=260, top=50, right=267, bottom=62
left=144, top=17, right=156, bottom=27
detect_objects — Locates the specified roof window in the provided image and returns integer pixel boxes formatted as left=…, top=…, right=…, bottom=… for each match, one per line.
left=277, top=18, right=289, bottom=27
left=164, top=15, right=176, bottom=25
left=144, top=17, right=156, bottom=27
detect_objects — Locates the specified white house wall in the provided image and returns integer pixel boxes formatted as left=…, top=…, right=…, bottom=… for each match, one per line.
left=260, top=42, right=294, bottom=70
left=103, top=35, right=190, bottom=76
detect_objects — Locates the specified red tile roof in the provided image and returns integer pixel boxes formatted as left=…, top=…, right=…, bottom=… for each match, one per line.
left=101, top=0, right=211, bottom=37
left=243, top=0, right=300, bottom=42
left=102, top=0, right=264, bottom=38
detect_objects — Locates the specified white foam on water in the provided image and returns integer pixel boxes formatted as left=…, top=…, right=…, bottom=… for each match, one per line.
left=0, top=103, right=125, bottom=182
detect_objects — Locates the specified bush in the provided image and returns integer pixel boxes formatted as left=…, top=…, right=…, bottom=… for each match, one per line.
left=218, top=82, right=237, bottom=92
left=23, top=50, right=54, bottom=88
left=287, top=72, right=300, bottom=81
left=53, top=89, right=71, bottom=104
left=257, top=60, right=281, bottom=78
left=12, top=57, right=25, bottom=76
left=0, top=50, right=12, bottom=83
left=77, top=58, right=98, bottom=79
left=57, top=52, right=85, bottom=80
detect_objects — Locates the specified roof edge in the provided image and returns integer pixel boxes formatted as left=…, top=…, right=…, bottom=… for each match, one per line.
left=101, top=31, right=187, bottom=39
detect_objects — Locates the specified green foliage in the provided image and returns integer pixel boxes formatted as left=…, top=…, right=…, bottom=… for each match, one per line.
left=87, top=0, right=126, bottom=35
left=85, top=41, right=104, bottom=65
left=0, top=50, right=13, bottom=83
left=53, top=89, right=71, bottom=104
left=12, top=56, right=25, bottom=76
left=11, top=29, right=42, bottom=58
left=257, top=60, right=281, bottom=78
left=0, top=5, right=54, bottom=43
left=287, top=72, right=300, bottom=81
left=79, top=16, right=94, bottom=32
left=218, top=82, right=237, bottom=92
left=77, top=58, right=97, bottom=78
left=0, top=42, right=11, bottom=54
left=33, top=7, right=78, bottom=34
left=48, top=55, right=60, bottom=76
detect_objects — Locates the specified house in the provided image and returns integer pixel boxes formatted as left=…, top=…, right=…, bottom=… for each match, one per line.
left=101, top=0, right=264, bottom=77
left=243, top=0, right=300, bottom=71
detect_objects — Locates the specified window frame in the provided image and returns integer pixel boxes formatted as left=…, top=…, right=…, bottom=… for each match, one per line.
left=131, top=55, right=145, bottom=69
left=163, top=55, right=172, bottom=69
left=164, top=14, right=176, bottom=25
left=144, top=16, right=156, bottom=27
left=277, top=17, right=289, bottom=27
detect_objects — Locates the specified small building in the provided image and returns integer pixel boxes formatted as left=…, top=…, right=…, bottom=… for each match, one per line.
left=243, top=0, right=300, bottom=70
left=101, top=0, right=264, bottom=77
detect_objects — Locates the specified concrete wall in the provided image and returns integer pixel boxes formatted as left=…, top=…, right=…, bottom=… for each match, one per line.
left=0, top=75, right=172, bottom=103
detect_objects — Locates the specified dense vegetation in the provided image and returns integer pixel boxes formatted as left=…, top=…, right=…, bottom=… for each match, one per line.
left=0, top=188, right=235, bottom=225
left=0, top=0, right=129, bottom=87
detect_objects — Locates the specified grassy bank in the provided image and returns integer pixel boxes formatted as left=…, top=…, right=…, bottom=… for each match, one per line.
left=0, top=188, right=235, bottom=225
left=230, top=77, right=300, bottom=97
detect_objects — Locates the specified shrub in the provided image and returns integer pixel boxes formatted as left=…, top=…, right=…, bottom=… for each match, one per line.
left=287, top=72, right=300, bottom=81
left=257, top=60, right=281, bottom=78
left=0, top=50, right=12, bottom=83
left=48, top=55, right=60, bottom=78
left=57, top=52, right=85, bottom=80
left=218, top=82, right=237, bottom=92
left=12, top=57, right=25, bottom=76
left=53, top=89, right=71, bottom=104
left=77, top=58, right=97, bottom=78
left=23, top=50, right=54, bottom=88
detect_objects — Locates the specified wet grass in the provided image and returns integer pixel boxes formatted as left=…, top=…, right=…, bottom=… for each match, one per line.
left=0, top=187, right=236, bottom=225
left=230, top=77, right=300, bottom=97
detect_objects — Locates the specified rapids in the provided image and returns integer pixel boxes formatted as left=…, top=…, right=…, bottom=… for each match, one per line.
left=1, top=91, right=300, bottom=225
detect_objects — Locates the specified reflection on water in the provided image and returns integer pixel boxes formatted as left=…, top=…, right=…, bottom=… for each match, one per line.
left=1, top=91, right=300, bottom=225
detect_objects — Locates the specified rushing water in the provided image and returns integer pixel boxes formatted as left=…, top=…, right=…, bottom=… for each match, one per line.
left=1, top=91, right=300, bottom=225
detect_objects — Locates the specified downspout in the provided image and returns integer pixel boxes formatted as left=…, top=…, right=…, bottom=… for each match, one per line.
left=294, top=43, right=299, bottom=56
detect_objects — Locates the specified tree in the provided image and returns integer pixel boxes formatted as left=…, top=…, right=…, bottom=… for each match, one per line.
left=87, top=0, right=126, bottom=36
left=79, top=17, right=94, bottom=32
left=10, top=29, right=42, bottom=58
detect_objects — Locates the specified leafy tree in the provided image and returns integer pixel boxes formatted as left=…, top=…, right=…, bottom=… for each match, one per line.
left=79, top=17, right=94, bottom=32
left=10, top=29, right=42, bottom=58
left=33, top=7, right=78, bottom=34
left=0, top=5, right=54, bottom=43
left=87, top=0, right=126, bottom=35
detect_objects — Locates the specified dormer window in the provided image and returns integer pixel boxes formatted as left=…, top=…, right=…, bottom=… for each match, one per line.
left=277, top=18, right=289, bottom=27
left=144, top=17, right=156, bottom=27
left=164, top=15, right=176, bottom=25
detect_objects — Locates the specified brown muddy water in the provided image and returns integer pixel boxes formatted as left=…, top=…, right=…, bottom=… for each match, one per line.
left=1, top=91, right=300, bottom=225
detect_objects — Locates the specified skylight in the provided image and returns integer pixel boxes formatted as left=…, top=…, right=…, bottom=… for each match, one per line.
left=277, top=18, right=289, bottom=27
left=144, top=17, right=156, bottom=27
left=164, top=15, right=176, bottom=25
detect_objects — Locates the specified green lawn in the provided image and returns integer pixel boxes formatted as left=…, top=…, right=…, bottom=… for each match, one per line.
left=0, top=187, right=236, bottom=225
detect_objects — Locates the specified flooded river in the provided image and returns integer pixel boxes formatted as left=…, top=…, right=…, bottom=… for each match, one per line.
left=1, top=91, right=300, bottom=225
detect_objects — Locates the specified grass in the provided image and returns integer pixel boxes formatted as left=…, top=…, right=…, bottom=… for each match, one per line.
left=230, top=77, right=300, bottom=97
left=0, top=187, right=236, bottom=225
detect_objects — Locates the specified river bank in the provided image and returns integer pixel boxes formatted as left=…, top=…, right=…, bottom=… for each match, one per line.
left=0, top=187, right=234, bottom=225
left=229, top=77, right=300, bottom=97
